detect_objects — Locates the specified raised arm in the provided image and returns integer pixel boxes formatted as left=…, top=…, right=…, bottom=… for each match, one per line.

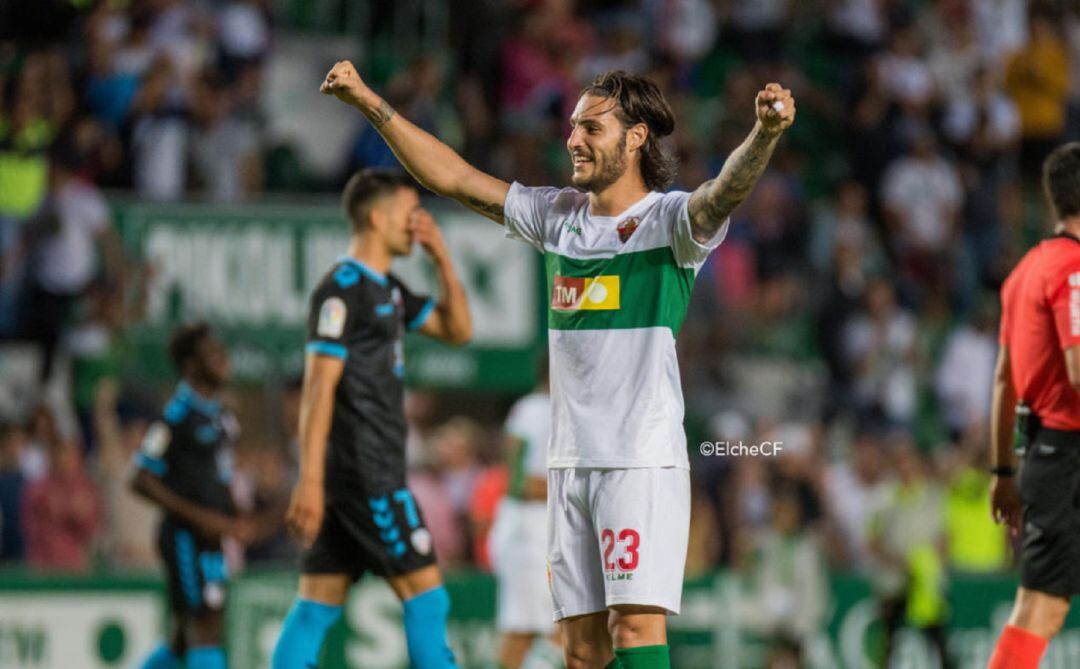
left=409, top=209, right=472, bottom=345
left=321, top=60, right=510, bottom=223
left=687, top=83, right=795, bottom=243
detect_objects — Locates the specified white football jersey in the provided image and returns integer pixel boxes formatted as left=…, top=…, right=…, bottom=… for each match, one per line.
left=504, top=182, right=727, bottom=469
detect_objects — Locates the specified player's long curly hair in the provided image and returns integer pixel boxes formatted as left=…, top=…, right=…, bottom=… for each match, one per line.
left=581, top=71, right=677, bottom=192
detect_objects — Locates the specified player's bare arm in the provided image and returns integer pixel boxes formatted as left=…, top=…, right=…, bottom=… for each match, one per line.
left=320, top=60, right=511, bottom=224
left=131, top=468, right=254, bottom=543
left=287, top=353, right=345, bottom=546
left=410, top=209, right=473, bottom=345
left=989, top=345, right=1021, bottom=531
left=687, top=83, right=795, bottom=243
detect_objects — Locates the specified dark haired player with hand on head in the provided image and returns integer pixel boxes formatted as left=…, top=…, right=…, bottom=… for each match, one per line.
left=989, top=142, right=1080, bottom=669
left=271, top=169, right=471, bottom=669
left=132, top=323, right=252, bottom=669
left=319, top=60, right=793, bottom=668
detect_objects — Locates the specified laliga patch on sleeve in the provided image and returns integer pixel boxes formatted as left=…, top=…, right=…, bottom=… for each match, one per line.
left=317, top=297, right=347, bottom=338
left=141, top=421, right=171, bottom=457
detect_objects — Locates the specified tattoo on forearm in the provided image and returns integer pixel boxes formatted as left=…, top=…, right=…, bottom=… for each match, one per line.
left=465, top=196, right=505, bottom=221
left=690, top=129, right=778, bottom=237
left=362, top=99, right=396, bottom=128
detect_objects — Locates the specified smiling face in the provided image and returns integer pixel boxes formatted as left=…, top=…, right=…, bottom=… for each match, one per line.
left=567, top=94, right=637, bottom=194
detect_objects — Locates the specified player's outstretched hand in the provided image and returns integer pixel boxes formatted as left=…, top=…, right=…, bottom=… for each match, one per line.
left=990, top=474, right=1022, bottom=535
left=320, top=60, right=377, bottom=109
left=755, top=83, right=795, bottom=137
left=285, top=478, right=325, bottom=547
left=409, top=208, right=448, bottom=261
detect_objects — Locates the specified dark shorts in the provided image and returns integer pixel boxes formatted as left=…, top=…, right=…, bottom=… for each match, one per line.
left=301, top=484, right=437, bottom=582
left=1018, top=428, right=1080, bottom=597
left=158, top=523, right=228, bottom=617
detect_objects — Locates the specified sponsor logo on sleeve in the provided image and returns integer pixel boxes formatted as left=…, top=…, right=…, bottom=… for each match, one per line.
left=317, top=297, right=347, bottom=337
left=1070, top=272, right=1080, bottom=336
left=551, top=275, right=620, bottom=311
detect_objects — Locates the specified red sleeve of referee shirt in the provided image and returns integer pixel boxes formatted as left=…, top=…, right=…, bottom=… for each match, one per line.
left=1048, top=261, right=1080, bottom=349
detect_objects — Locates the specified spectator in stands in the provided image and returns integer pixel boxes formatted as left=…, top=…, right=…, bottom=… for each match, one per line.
left=935, top=298, right=998, bottom=441
left=0, top=422, right=27, bottom=562
left=737, top=488, right=829, bottom=661
left=943, top=433, right=1009, bottom=574
left=881, top=124, right=964, bottom=303
left=15, top=135, right=122, bottom=383
left=0, top=49, right=73, bottom=222
left=824, top=428, right=890, bottom=572
left=869, top=438, right=951, bottom=669
left=945, top=66, right=1022, bottom=289
left=841, top=278, right=919, bottom=427
left=91, top=380, right=158, bottom=570
left=21, top=434, right=102, bottom=572
left=1005, top=4, right=1072, bottom=181
left=875, top=19, right=935, bottom=112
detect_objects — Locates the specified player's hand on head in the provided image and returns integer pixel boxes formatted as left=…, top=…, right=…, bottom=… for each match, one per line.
left=990, top=474, right=1022, bottom=535
left=319, top=60, right=375, bottom=108
left=755, top=83, right=795, bottom=137
left=285, top=478, right=325, bottom=547
left=409, top=209, right=448, bottom=259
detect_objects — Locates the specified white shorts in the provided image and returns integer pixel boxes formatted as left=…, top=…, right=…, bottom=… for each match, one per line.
left=489, top=498, right=555, bottom=633
left=546, top=467, right=690, bottom=621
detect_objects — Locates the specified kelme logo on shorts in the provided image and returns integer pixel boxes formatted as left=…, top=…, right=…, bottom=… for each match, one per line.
left=551, top=275, right=620, bottom=311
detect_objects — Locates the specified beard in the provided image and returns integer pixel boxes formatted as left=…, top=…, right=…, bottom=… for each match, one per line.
left=572, top=131, right=628, bottom=193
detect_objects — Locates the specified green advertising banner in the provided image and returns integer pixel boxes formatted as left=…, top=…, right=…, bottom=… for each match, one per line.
left=113, top=201, right=546, bottom=392
left=4, top=570, right=1080, bottom=668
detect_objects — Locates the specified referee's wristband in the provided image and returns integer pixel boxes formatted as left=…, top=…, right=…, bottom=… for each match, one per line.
left=990, top=466, right=1016, bottom=477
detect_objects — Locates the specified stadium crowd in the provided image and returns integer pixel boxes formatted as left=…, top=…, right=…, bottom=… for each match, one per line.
left=1, top=0, right=1080, bottom=659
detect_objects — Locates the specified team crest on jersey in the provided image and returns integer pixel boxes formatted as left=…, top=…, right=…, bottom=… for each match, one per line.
left=551, top=275, right=620, bottom=311
left=411, top=528, right=432, bottom=555
left=317, top=297, right=347, bottom=337
left=141, top=422, right=171, bottom=458
left=616, top=217, right=639, bottom=243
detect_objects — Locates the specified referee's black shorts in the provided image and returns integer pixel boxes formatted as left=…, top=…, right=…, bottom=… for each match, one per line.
left=301, top=483, right=437, bottom=582
left=1019, top=427, right=1080, bottom=597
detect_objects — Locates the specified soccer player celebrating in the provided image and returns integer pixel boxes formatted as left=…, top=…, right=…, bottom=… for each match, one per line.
left=489, top=361, right=563, bottom=669
left=989, top=143, right=1080, bottom=669
left=271, top=169, right=472, bottom=668
left=132, top=323, right=252, bottom=669
left=319, top=61, right=793, bottom=668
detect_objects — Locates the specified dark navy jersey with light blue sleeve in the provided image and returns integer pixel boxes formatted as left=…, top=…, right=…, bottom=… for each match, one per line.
left=135, top=381, right=238, bottom=525
left=306, top=257, right=434, bottom=495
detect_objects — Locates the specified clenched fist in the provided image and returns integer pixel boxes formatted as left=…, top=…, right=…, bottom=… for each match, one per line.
left=755, top=83, right=796, bottom=138
left=320, top=60, right=380, bottom=112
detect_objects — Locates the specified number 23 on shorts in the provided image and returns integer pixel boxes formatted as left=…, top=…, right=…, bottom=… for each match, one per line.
left=600, top=528, right=640, bottom=571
